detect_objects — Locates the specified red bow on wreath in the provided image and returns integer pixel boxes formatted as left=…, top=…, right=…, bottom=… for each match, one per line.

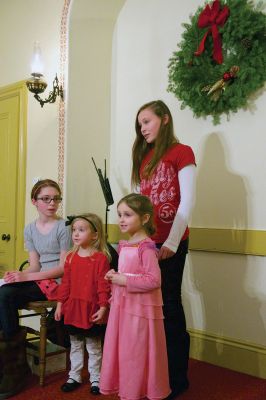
left=194, top=0, right=230, bottom=64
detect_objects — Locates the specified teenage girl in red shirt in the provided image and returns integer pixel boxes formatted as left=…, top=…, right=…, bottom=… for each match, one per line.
left=131, top=100, right=196, bottom=398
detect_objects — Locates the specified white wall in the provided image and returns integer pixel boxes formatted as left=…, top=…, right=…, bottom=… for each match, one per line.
left=110, top=0, right=266, bottom=346
left=0, top=0, right=64, bottom=224
left=66, top=0, right=125, bottom=219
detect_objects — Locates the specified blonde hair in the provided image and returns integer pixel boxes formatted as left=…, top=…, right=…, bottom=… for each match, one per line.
left=131, top=100, right=178, bottom=187
left=69, top=213, right=111, bottom=261
left=117, top=193, right=156, bottom=236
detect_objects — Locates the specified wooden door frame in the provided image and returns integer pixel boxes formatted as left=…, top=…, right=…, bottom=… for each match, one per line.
left=0, top=80, right=27, bottom=267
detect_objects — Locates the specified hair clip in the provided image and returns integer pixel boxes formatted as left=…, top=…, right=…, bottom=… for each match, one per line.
left=65, top=215, right=75, bottom=226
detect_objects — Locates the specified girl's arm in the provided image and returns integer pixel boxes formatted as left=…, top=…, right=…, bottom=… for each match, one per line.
left=96, top=256, right=111, bottom=304
left=56, top=256, right=71, bottom=303
left=91, top=306, right=108, bottom=324
left=106, top=269, right=126, bottom=286
left=4, top=250, right=67, bottom=283
left=3, top=250, right=41, bottom=281
left=54, top=302, right=63, bottom=321
left=91, top=256, right=110, bottom=324
left=121, top=247, right=161, bottom=293
left=26, top=249, right=67, bottom=280
left=159, top=164, right=196, bottom=259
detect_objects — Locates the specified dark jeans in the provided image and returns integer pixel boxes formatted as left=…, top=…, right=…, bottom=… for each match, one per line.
left=0, top=281, right=46, bottom=338
left=157, top=238, right=190, bottom=391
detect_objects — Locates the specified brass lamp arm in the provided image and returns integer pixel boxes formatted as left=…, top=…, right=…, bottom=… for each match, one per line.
left=26, top=74, right=63, bottom=108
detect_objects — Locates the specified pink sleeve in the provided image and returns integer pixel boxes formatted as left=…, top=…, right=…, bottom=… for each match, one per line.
left=126, top=247, right=161, bottom=293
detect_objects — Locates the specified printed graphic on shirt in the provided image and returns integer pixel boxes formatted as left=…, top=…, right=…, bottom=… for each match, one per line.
left=141, top=161, right=178, bottom=224
left=158, top=203, right=176, bottom=224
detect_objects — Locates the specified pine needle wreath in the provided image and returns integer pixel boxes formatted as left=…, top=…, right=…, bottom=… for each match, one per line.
left=168, top=0, right=266, bottom=124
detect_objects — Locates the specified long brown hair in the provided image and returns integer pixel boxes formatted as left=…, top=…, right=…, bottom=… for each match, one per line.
left=131, top=100, right=178, bottom=187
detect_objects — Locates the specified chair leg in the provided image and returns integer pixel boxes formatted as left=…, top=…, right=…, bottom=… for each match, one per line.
left=39, top=309, right=48, bottom=386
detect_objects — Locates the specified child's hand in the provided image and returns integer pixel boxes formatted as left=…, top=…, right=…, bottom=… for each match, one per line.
left=158, top=245, right=175, bottom=260
left=3, top=271, right=26, bottom=283
left=105, top=269, right=126, bottom=286
left=54, top=303, right=62, bottom=321
left=109, top=272, right=127, bottom=286
left=91, top=306, right=107, bottom=324
left=105, top=269, right=116, bottom=280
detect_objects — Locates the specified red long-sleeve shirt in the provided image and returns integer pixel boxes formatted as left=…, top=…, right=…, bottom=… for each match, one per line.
left=57, top=251, right=110, bottom=329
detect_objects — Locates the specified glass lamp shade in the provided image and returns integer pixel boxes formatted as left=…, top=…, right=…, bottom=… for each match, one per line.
left=31, top=41, right=44, bottom=76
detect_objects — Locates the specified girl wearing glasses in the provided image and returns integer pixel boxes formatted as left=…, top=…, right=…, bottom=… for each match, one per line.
left=0, top=178, right=72, bottom=398
left=0, top=178, right=72, bottom=338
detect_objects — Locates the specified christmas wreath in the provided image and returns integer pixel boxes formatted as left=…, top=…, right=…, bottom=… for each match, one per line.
left=167, top=0, right=266, bottom=124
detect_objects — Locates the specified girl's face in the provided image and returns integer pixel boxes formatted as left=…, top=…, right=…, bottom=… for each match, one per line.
left=117, top=202, right=144, bottom=236
left=72, top=219, right=97, bottom=248
left=138, top=108, right=163, bottom=144
left=32, top=186, right=61, bottom=217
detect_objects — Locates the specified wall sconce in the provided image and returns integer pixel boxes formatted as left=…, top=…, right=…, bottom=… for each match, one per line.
left=26, top=42, right=63, bottom=107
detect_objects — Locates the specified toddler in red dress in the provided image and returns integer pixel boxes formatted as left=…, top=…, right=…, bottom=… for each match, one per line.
left=55, top=213, right=111, bottom=394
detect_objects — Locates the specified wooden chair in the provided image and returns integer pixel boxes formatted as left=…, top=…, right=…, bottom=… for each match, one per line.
left=18, top=261, right=57, bottom=386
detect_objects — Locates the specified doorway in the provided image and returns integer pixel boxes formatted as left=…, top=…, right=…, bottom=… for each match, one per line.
left=0, top=81, right=27, bottom=275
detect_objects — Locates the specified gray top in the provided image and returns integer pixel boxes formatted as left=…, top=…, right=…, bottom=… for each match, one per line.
left=24, top=219, right=72, bottom=272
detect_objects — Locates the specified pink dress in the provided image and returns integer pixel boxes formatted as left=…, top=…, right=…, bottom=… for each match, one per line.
left=100, top=238, right=170, bottom=400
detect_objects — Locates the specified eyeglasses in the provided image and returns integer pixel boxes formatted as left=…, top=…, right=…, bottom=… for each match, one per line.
left=36, top=196, right=62, bottom=204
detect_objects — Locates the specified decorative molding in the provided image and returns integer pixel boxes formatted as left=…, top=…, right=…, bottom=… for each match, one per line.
left=108, top=224, right=266, bottom=256
left=189, top=228, right=266, bottom=256
left=189, top=328, right=266, bottom=379
left=58, top=0, right=72, bottom=216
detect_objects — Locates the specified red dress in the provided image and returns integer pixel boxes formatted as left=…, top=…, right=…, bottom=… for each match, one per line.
left=57, top=252, right=110, bottom=329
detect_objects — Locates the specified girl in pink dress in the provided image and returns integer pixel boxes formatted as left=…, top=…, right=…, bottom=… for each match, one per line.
left=55, top=213, right=110, bottom=395
left=100, top=193, right=170, bottom=400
